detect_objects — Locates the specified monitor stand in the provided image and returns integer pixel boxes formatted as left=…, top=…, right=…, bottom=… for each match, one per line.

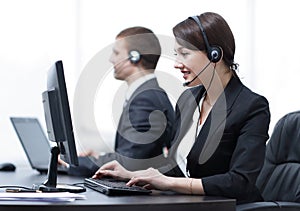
left=34, top=146, right=86, bottom=193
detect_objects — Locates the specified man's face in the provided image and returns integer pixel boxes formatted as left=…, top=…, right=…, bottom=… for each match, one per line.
left=109, top=38, right=134, bottom=81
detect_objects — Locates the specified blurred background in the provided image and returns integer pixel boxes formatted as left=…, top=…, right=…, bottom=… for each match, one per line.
left=1, top=0, right=299, bottom=166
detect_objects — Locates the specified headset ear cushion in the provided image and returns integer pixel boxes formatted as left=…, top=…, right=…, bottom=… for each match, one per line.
left=129, top=50, right=141, bottom=64
left=209, top=46, right=222, bottom=63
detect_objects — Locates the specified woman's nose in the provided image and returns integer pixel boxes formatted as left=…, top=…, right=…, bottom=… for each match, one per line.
left=174, top=60, right=184, bottom=69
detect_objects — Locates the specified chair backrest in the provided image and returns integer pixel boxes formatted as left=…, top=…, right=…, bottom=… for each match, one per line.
left=256, top=111, right=300, bottom=202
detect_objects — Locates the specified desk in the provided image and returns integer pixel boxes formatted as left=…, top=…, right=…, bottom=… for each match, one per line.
left=0, top=167, right=236, bottom=211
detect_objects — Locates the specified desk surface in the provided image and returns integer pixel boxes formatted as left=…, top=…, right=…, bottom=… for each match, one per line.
left=0, top=167, right=236, bottom=211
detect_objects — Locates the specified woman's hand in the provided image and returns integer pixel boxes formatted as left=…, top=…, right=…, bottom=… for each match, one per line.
left=92, top=161, right=172, bottom=191
left=92, top=161, right=203, bottom=194
left=92, top=160, right=132, bottom=181
left=126, top=168, right=171, bottom=191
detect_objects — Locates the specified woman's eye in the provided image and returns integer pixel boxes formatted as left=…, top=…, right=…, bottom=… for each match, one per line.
left=173, top=50, right=189, bottom=57
left=181, top=52, right=189, bottom=56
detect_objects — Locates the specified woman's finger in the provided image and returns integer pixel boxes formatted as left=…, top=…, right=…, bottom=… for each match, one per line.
left=127, top=177, right=148, bottom=187
left=99, top=160, right=119, bottom=170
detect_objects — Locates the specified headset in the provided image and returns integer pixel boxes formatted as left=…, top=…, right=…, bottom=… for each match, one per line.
left=128, top=50, right=141, bottom=64
left=189, top=16, right=222, bottom=63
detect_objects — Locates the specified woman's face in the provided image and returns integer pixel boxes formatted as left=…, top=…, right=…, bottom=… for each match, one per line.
left=174, top=41, right=210, bottom=87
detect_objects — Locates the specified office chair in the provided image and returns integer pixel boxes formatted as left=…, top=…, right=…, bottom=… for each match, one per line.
left=237, top=111, right=300, bottom=211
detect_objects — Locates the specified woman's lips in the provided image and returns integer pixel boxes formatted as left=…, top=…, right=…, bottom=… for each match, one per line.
left=181, top=70, right=191, bottom=80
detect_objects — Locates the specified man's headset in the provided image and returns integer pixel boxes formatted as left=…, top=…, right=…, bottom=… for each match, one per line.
left=128, top=50, right=141, bottom=64
left=189, top=16, right=222, bottom=63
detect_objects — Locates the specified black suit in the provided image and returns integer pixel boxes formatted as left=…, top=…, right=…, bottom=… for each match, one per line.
left=68, top=78, right=174, bottom=176
left=115, top=78, right=174, bottom=159
left=162, top=76, right=270, bottom=204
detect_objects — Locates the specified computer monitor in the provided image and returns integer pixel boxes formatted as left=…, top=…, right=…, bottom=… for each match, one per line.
left=42, top=60, right=78, bottom=165
left=35, top=60, right=85, bottom=193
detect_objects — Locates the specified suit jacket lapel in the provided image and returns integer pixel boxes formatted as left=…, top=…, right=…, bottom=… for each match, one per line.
left=187, top=76, right=243, bottom=165
left=115, top=78, right=160, bottom=150
left=169, top=86, right=206, bottom=155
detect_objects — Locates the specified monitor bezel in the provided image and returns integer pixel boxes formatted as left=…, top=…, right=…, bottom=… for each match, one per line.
left=44, top=60, right=78, bottom=166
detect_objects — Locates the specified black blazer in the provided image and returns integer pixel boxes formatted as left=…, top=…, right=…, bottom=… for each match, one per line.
left=68, top=78, right=174, bottom=176
left=114, top=78, right=174, bottom=159
left=165, top=76, right=270, bottom=204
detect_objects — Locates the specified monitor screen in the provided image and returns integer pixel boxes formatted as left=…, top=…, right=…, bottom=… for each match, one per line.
left=42, top=60, right=78, bottom=166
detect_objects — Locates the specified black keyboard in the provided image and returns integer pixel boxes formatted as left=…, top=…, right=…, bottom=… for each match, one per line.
left=84, top=177, right=152, bottom=196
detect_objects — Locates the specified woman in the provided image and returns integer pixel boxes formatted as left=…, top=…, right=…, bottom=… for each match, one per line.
left=92, top=12, right=270, bottom=204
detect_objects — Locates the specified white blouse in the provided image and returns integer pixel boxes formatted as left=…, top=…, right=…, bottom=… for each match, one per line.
left=176, top=96, right=211, bottom=177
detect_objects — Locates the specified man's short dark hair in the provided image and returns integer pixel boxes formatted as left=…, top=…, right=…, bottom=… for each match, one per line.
left=116, top=26, right=161, bottom=70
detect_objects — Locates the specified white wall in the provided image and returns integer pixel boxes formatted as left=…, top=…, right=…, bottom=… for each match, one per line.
left=254, top=0, right=300, bottom=130
left=0, top=0, right=77, bottom=164
left=0, top=0, right=299, bottom=166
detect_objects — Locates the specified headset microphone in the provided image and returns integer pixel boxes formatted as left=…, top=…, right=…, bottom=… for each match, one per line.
left=183, top=61, right=211, bottom=86
left=115, top=50, right=141, bottom=72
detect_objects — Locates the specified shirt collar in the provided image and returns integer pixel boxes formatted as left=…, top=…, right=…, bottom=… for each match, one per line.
left=125, top=73, right=156, bottom=101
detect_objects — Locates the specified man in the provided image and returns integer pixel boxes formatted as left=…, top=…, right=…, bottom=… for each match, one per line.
left=63, top=27, right=175, bottom=176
